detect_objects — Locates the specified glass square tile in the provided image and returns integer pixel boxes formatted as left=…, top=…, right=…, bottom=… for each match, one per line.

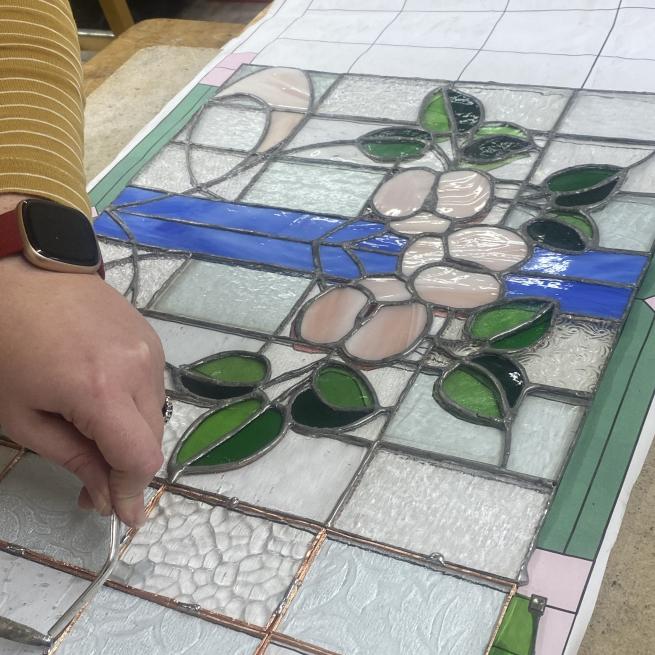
left=58, top=587, right=260, bottom=655
left=243, top=161, right=384, bottom=217
left=280, top=540, right=506, bottom=655
left=116, top=492, right=314, bottom=626
left=152, top=261, right=312, bottom=334
left=591, top=195, right=655, bottom=252
left=335, top=451, right=549, bottom=578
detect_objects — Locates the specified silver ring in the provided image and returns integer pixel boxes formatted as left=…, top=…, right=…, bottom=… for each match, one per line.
left=162, top=396, right=173, bottom=424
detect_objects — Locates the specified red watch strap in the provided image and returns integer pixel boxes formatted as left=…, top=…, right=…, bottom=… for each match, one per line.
left=0, top=207, right=24, bottom=258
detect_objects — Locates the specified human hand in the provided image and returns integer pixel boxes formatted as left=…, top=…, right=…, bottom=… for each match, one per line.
left=0, top=250, right=165, bottom=528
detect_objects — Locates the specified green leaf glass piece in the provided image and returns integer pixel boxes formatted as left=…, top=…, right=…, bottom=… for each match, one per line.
left=492, top=309, right=553, bottom=350
left=420, top=90, right=450, bottom=133
left=359, top=127, right=430, bottom=161
left=546, top=211, right=594, bottom=239
left=192, top=353, right=268, bottom=385
left=554, top=180, right=618, bottom=208
left=314, top=364, right=375, bottom=411
left=462, top=135, right=531, bottom=163
left=179, top=373, right=254, bottom=401
left=527, top=219, right=586, bottom=251
left=447, top=89, right=482, bottom=133
left=441, top=366, right=502, bottom=420
left=469, top=300, right=551, bottom=341
left=471, top=354, right=525, bottom=407
left=190, top=407, right=285, bottom=468
left=176, top=397, right=263, bottom=465
left=291, top=388, right=371, bottom=428
left=546, top=165, right=620, bottom=193
left=475, top=123, right=528, bottom=139
left=491, top=596, right=536, bottom=655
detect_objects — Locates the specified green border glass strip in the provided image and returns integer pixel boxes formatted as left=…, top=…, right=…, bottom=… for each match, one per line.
left=538, top=260, right=655, bottom=557
left=89, top=84, right=217, bottom=212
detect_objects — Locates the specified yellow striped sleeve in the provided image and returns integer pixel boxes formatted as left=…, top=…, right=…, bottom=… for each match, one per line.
left=0, top=1, right=90, bottom=216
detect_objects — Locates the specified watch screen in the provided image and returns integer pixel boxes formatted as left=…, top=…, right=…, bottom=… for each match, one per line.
left=22, top=200, right=99, bottom=267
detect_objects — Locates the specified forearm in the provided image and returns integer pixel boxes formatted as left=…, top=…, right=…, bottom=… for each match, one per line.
left=0, top=1, right=90, bottom=216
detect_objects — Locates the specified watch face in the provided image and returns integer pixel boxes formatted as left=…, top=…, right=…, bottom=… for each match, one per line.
left=21, top=200, right=100, bottom=267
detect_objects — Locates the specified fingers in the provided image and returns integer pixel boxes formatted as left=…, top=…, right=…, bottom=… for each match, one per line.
left=75, top=395, right=163, bottom=528
left=5, top=411, right=112, bottom=515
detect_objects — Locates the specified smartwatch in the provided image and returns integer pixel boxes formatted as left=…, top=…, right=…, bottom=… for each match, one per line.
left=0, top=198, right=104, bottom=277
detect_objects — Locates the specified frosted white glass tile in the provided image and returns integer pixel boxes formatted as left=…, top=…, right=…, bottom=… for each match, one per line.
left=58, top=587, right=260, bottom=655
left=179, top=431, right=366, bottom=522
left=532, top=138, right=652, bottom=185
left=355, top=364, right=414, bottom=408
left=504, top=206, right=537, bottom=230
left=560, top=91, right=655, bottom=142
left=153, top=261, right=311, bottom=334
left=204, top=160, right=265, bottom=201
left=508, top=396, right=585, bottom=480
left=592, top=196, right=655, bottom=252
left=0, top=445, right=17, bottom=473
left=288, top=144, right=386, bottom=167
left=336, top=451, right=548, bottom=578
left=117, top=493, right=313, bottom=626
left=147, top=317, right=264, bottom=367
left=283, top=10, right=396, bottom=43
left=0, top=552, right=87, bottom=655
left=309, top=72, right=338, bottom=104
left=379, top=12, right=499, bottom=49
left=281, top=540, right=506, bottom=655
left=516, top=316, right=617, bottom=393
left=98, top=239, right=133, bottom=263
left=384, top=374, right=504, bottom=465
left=0, top=454, right=112, bottom=572
left=189, top=104, right=267, bottom=151
left=485, top=10, right=614, bottom=55
left=483, top=151, right=538, bottom=181
left=624, top=154, right=655, bottom=194
left=286, top=117, right=395, bottom=152
left=318, top=75, right=440, bottom=122
left=134, top=256, right=188, bottom=308
left=244, top=161, right=383, bottom=217
left=105, top=260, right=133, bottom=296
left=259, top=342, right=326, bottom=399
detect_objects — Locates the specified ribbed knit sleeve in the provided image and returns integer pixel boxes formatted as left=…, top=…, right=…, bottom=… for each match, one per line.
left=0, top=1, right=90, bottom=216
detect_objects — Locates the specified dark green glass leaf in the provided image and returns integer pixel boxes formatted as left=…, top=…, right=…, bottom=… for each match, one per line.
left=527, top=219, right=586, bottom=251
left=491, top=596, right=536, bottom=655
left=462, top=135, right=531, bottom=163
left=179, top=372, right=254, bottom=401
left=421, top=90, right=450, bottom=133
left=190, top=407, right=285, bottom=468
left=176, top=397, right=263, bottom=465
left=447, top=89, right=482, bottom=133
left=191, top=353, right=268, bottom=384
left=314, top=364, right=375, bottom=411
left=492, top=308, right=553, bottom=350
left=545, top=211, right=594, bottom=239
left=476, top=123, right=528, bottom=139
left=469, top=300, right=553, bottom=343
left=471, top=354, right=525, bottom=407
left=291, top=388, right=371, bottom=428
left=359, top=127, right=430, bottom=161
left=441, top=366, right=502, bottom=420
left=546, top=165, right=620, bottom=193
left=554, top=180, right=618, bottom=208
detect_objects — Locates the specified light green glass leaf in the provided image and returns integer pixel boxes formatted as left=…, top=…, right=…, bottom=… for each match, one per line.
left=191, top=353, right=268, bottom=384
left=491, top=596, right=537, bottom=655
left=420, top=90, right=450, bottom=133
left=420, top=89, right=482, bottom=134
left=314, top=364, right=375, bottom=411
left=475, top=123, right=528, bottom=139
left=359, top=127, right=430, bottom=161
left=440, top=366, right=502, bottom=420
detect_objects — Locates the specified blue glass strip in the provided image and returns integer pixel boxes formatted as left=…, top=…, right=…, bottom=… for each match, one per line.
left=520, top=247, right=647, bottom=286
left=505, top=275, right=632, bottom=320
left=319, top=246, right=361, bottom=279
left=109, top=187, right=343, bottom=241
left=95, top=212, right=315, bottom=271
left=353, top=250, right=399, bottom=276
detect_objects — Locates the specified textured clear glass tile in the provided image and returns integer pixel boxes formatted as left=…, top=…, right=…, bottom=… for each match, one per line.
left=105, top=260, right=133, bottom=296
left=532, top=138, right=652, bottom=187
left=243, top=161, right=383, bottom=217
left=309, top=72, right=338, bottom=105
left=147, top=318, right=264, bottom=367
left=286, top=117, right=395, bottom=151
left=287, top=144, right=384, bottom=167
left=482, top=150, right=538, bottom=181
left=516, top=316, right=617, bottom=393
left=624, top=153, right=655, bottom=193
left=455, top=84, right=570, bottom=131
left=384, top=373, right=504, bottom=465
left=508, top=396, right=585, bottom=481
left=0, top=454, right=112, bottom=572
left=188, top=103, right=268, bottom=151
left=336, top=451, right=548, bottom=578
left=98, top=239, right=133, bottom=264
left=204, top=160, right=265, bottom=201
left=0, top=552, right=88, bottom=655
left=179, top=430, right=366, bottom=522
left=58, top=587, right=260, bottom=655
left=117, top=492, right=313, bottom=625
left=592, top=195, right=655, bottom=252
left=559, top=91, right=655, bottom=141
left=153, top=261, right=311, bottom=334
left=318, top=75, right=441, bottom=122
left=503, top=206, right=537, bottom=230
left=280, top=540, right=506, bottom=655
left=258, top=343, right=326, bottom=400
